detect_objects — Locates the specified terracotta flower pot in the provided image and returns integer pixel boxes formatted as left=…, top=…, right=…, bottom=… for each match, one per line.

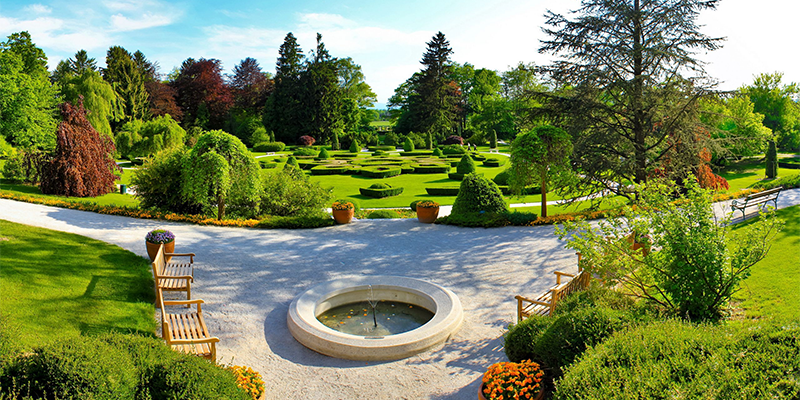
left=146, top=240, right=174, bottom=263
left=332, top=209, right=354, bottom=224
left=479, top=383, right=544, bottom=400
left=416, top=206, right=440, bottom=223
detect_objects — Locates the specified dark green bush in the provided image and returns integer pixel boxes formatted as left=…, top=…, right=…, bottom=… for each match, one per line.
left=399, top=151, right=433, bottom=156
left=498, top=185, right=539, bottom=195
left=403, top=137, right=415, bottom=152
left=333, top=153, right=358, bottom=158
left=435, top=211, right=510, bottom=227
left=366, top=210, right=400, bottom=219
left=293, top=147, right=318, bottom=156
left=400, top=164, right=415, bottom=173
left=425, top=187, right=460, bottom=196
left=441, top=145, right=467, bottom=155
left=504, top=315, right=553, bottom=365
left=754, top=174, right=800, bottom=190
left=412, top=164, right=450, bottom=173
left=554, top=321, right=800, bottom=400
left=432, top=148, right=444, bottom=157
left=259, top=160, right=278, bottom=169
left=310, top=165, right=348, bottom=175
left=261, top=169, right=332, bottom=216
left=483, top=158, right=502, bottom=167
left=493, top=169, right=510, bottom=185
left=410, top=200, right=421, bottom=211
left=368, top=145, right=396, bottom=151
left=252, top=141, right=285, bottom=152
left=504, top=210, right=539, bottom=225
left=256, top=213, right=336, bottom=229
left=317, top=148, right=331, bottom=160
left=349, top=139, right=360, bottom=153
left=360, top=184, right=404, bottom=198
left=456, top=155, right=477, bottom=175
left=360, top=166, right=402, bottom=178
left=297, top=160, right=319, bottom=170
left=6, top=335, right=138, bottom=400
left=450, top=173, right=507, bottom=216
left=470, top=153, right=487, bottom=162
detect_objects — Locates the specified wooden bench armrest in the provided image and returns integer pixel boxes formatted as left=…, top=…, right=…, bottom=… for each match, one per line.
left=158, top=274, right=193, bottom=281
left=163, top=299, right=204, bottom=306
left=168, top=337, right=220, bottom=345
left=515, top=295, right=550, bottom=307
left=165, top=253, right=195, bottom=262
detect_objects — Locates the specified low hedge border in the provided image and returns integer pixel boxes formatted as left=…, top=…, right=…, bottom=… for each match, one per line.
left=448, top=173, right=465, bottom=181
left=360, top=186, right=404, bottom=198
left=0, top=191, right=335, bottom=229
left=400, top=165, right=415, bottom=173
left=310, top=165, right=349, bottom=175
left=483, top=159, right=503, bottom=167
left=259, top=160, right=278, bottom=169
left=368, top=146, right=396, bottom=151
left=426, top=187, right=460, bottom=196
left=777, top=162, right=800, bottom=169
left=400, top=151, right=433, bottom=156
left=360, top=166, right=402, bottom=178
left=333, top=153, right=358, bottom=158
left=413, top=164, right=450, bottom=174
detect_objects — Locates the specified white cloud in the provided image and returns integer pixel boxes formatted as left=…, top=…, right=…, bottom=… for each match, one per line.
left=109, top=13, right=173, bottom=32
left=23, top=4, right=52, bottom=15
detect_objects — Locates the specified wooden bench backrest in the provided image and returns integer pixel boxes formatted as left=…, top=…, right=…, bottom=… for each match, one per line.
left=748, top=186, right=782, bottom=200
left=151, top=244, right=166, bottom=277
left=550, top=270, right=590, bottom=314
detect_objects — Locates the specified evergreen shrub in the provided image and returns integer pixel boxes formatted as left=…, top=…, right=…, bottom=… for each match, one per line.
left=360, top=183, right=404, bottom=198
left=252, top=141, right=285, bottom=152
left=366, top=210, right=400, bottom=219
left=441, top=144, right=467, bottom=155
left=412, top=164, right=450, bottom=174
left=484, top=158, right=502, bottom=167
left=293, top=147, right=318, bottom=156
left=450, top=173, right=507, bottom=216
left=316, top=148, right=331, bottom=160
left=425, top=187, right=460, bottom=196
left=349, top=139, right=360, bottom=153
left=360, top=166, right=402, bottom=178
left=310, top=165, right=348, bottom=175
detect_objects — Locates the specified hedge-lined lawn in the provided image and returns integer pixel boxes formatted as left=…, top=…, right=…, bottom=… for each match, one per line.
left=0, top=182, right=139, bottom=207
left=731, top=205, right=800, bottom=322
left=511, top=195, right=629, bottom=215
left=719, top=157, right=800, bottom=193
left=0, top=220, right=156, bottom=349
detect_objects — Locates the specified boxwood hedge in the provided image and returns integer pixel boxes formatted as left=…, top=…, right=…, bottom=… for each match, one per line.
left=259, top=160, right=278, bottom=169
left=360, top=183, right=404, bottom=198
left=413, top=164, right=451, bottom=174
left=426, top=187, right=460, bottom=196
left=310, top=165, right=349, bottom=175
left=252, top=141, right=286, bottom=152
left=483, top=158, right=503, bottom=167
left=360, top=166, right=402, bottom=178
left=368, top=145, right=396, bottom=151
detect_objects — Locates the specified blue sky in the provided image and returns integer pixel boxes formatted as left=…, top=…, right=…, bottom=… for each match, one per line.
left=1, top=0, right=798, bottom=108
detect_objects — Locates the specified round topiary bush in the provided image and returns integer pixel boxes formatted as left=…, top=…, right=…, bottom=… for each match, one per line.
left=433, top=148, right=444, bottom=157
left=366, top=210, right=400, bottom=219
left=457, top=155, right=477, bottom=174
left=360, top=183, right=404, bottom=198
left=370, top=182, right=391, bottom=189
left=493, top=169, right=511, bottom=185
left=317, top=148, right=331, bottom=160
left=450, top=173, right=507, bottom=216
left=252, top=141, right=286, bottom=152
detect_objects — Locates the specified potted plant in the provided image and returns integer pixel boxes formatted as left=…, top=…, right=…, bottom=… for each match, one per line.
left=145, top=229, right=175, bottom=262
left=416, top=200, right=440, bottom=223
left=480, top=360, right=545, bottom=400
left=331, top=201, right=355, bottom=224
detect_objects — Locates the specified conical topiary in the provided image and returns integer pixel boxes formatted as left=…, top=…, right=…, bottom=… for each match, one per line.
left=318, top=148, right=331, bottom=159
left=457, top=155, right=477, bottom=174
left=331, top=131, right=340, bottom=150
left=766, top=140, right=778, bottom=179
left=349, top=139, right=360, bottom=153
left=403, top=137, right=415, bottom=152
left=490, top=129, right=497, bottom=149
left=433, top=148, right=444, bottom=157
left=450, top=173, right=508, bottom=216
left=284, top=155, right=299, bottom=171
left=426, top=132, right=433, bottom=150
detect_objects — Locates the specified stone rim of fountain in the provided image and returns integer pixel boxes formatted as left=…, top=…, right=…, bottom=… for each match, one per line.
left=287, top=276, right=464, bottom=361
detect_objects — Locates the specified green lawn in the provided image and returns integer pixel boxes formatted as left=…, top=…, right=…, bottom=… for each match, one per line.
left=719, top=157, right=800, bottom=193
left=0, top=220, right=156, bottom=349
left=731, top=205, right=800, bottom=323
left=0, top=182, right=140, bottom=207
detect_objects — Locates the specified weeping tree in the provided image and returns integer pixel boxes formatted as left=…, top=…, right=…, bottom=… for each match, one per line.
left=182, top=130, right=261, bottom=220
left=509, top=125, right=573, bottom=217
left=39, top=99, right=120, bottom=197
left=535, top=0, right=724, bottom=200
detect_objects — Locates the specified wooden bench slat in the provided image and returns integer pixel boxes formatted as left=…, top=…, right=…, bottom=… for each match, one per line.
left=516, top=269, right=590, bottom=322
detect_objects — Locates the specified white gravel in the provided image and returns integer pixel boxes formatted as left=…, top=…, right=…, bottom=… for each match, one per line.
left=2, top=188, right=798, bottom=399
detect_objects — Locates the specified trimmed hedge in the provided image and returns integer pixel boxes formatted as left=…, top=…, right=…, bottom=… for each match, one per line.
left=400, top=164, right=415, bottom=173
left=498, top=185, right=539, bottom=195
left=333, top=153, right=358, bottom=158
left=413, top=164, right=451, bottom=174
left=450, top=173, right=507, bottom=215
left=360, top=183, right=404, bottom=198
left=368, top=145, right=396, bottom=151
left=470, top=153, right=487, bottom=162
left=297, top=161, right=319, bottom=170
left=259, top=160, right=278, bottom=169
left=426, top=187, right=460, bottom=196
left=293, top=147, right=318, bottom=156
left=366, top=210, right=401, bottom=219
left=310, top=165, right=349, bottom=175
left=483, top=158, right=503, bottom=167
left=441, top=145, right=467, bottom=155
left=252, top=141, right=285, bottom=152
left=448, top=173, right=465, bottom=181
left=360, top=166, right=402, bottom=178
left=400, top=150, right=433, bottom=156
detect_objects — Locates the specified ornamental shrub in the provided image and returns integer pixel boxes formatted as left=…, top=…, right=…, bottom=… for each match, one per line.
left=443, top=135, right=464, bottom=145
left=360, top=183, right=404, bottom=198
left=441, top=144, right=467, bottom=155
left=483, top=158, right=502, bottom=167
left=360, top=166, right=402, bottom=178
left=252, top=141, right=285, bottom=152
left=369, top=182, right=391, bottom=189
left=298, top=135, right=315, bottom=146
left=349, top=139, right=360, bottom=153
left=403, top=137, right=415, bottom=152
left=766, top=140, right=778, bottom=179
left=114, top=114, right=186, bottom=159
left=261, top=168, right=332, bottom=216
left=490, top=129, right=498, bottom=148
left=366, top=210, right=400, bottom=219
left=384, top=132, right=399, bottom=146
left=131, top=146, right=203, bottom=214
left=433, top=148, right=444, bottom=157
left=317, top=148, right=331, bottom=160
left=450, top=173, right=507, bottom=216
left=425, top=187, right=460, bottom=196
left=456, top=155, right=477, bottom=174
left=493, top=170, right=511, bottom=185
left=410, top=200, right=421, bottom=211
left=293, top=147, right=318, bottom=156
left=426, top=132, right=433, bottom=150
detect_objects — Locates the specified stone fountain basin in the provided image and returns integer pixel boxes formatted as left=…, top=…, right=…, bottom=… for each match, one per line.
left=287, top=276, right=464, bottom=361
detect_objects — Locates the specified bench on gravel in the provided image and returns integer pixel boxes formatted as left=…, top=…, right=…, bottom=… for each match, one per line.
left=515, top=268, right=591, bottom=322
left=730, top=186, right=782, bottom=219
left=157, top=287, right=220, bottom=362
left=151, top=243, right=196, bottom=305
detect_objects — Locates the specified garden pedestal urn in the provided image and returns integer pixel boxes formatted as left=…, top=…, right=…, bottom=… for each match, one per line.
left=332, top=209, right=354, bottom=224
left=146, top=241, right=174, bottom=263
left=416, top=206, right=440, bottom=223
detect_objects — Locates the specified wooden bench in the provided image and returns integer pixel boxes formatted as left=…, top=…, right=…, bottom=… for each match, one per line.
left=157, top=287, right=220, bottom=362
left=151, top=243, right=196, bottom=305
left=730, top=186, right=782, bottom=219
left=515, top=268, right=591, bottom=322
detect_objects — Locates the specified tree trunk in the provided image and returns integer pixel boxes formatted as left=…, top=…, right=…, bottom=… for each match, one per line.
left=632, top=0, right=647, bottom=185
left=541, top=170, right=548, bottom=218
left=217, top=194, right=225, bottom=221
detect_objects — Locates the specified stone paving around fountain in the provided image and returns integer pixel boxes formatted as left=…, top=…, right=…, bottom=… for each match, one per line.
left=2, top=189, right=798, bottom=399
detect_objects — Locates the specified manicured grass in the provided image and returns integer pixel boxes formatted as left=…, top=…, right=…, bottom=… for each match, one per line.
left=0, top=182, right=140, bottom=207
left=0, top=219, right=156, bottom=350
left=511, top=196, right=629, bottom=215
left=719, top=157, right=800, bottom=193
left=369, top=121, right=393, bottom=127
left=731, top=205, right=800, bottom=323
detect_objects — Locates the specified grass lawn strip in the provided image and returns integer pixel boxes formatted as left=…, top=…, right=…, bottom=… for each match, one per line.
left=0, top=219, right=156, bottom=350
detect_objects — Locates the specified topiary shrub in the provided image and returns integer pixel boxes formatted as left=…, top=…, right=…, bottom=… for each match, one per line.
left=259, top=160, right=278, bottom=169
left=366, top=210, right=400, bottom=219
left=360, top=166, right=402, bottom=178
left=483, top=158, right=503, bottom=167
left=317, top=148, right=331, bottom=160
left=449, top=155, right=477, bottom=180
left=410, top=200, right=421, bottom=211
left=252, top=141, right=285, bottom=152
left=490, top=129, right=498, bottom=148
left=293, top=147, right=318, bottom=156
left=298, top=135, right=315, bottom=146
left=450, top=173, right=507, bottom=216
left=310, top=165, right=348, bottom=175
left=766, top=140, right=778, bottom=179
left=403, top=137, right=415, bottom=152
left=432, top=148, right=444, bottom=157
left=441, top=144, right=467, bottom=155
left=443, top=135, right=464, bottom=145
left=504, top=210, right=539, bottom=225
left=498, top=185, right=539, bottom=195
left=493, top=169, right=511, bottom=185
left=6, top=335, right=138, bottom=400
left=411, top=163, right=450, bottom=174
left=360, top=183, right=404, bottom=198
left=425, top=187, right=460, bottom=196
left=349, top=139, right=360, bottom=153
left=368, top=145, right=396, bottom=151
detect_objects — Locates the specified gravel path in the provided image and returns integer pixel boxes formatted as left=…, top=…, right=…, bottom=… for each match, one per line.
left=2, top=189, right=798, bottom=399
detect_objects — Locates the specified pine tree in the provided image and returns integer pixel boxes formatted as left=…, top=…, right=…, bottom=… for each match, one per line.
left=416, top=32, right=458, bottom=140
left=302, top=33, right=344, bottom=145
left=103, top=46, right=149, bottom=124
left=265, top=33, right=305, bottom=144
